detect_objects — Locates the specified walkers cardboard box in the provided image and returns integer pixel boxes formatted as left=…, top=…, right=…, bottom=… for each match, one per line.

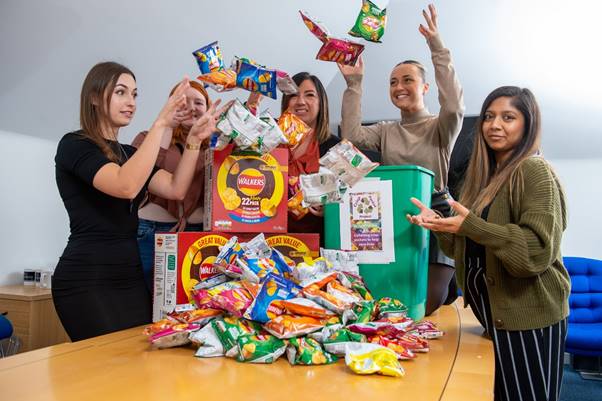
left=204, top=144, right=288, bottom=233
left=152, top=231, right=234, bottom=322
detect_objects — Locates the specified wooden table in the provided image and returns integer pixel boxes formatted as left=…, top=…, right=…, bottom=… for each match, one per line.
left=0, top=299, right=494, bottom=401
left=0, top=285, right=70, bottom=352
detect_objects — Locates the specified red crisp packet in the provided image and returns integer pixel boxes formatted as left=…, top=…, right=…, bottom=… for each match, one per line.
left=299, top=9, right=365, bottom=66
left=299, top=10, right=330, bottom=42
left=316, top=38, right=364, bottom=66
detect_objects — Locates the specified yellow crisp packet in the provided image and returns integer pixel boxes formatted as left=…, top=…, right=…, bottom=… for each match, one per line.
left=344, top=343, right=405, bottom=377
left=278, top=112, right=311, bottom=149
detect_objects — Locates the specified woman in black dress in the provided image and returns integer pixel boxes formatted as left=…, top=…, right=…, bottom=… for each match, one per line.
left=53, top=62, right=223, bottom=341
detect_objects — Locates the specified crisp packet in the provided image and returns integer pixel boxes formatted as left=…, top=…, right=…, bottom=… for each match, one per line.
left=370, top=336, right=415, bottom=360
left=278, top=297, right=337, bottom=319
left=258, top=111, right=289, bottom=153
left=276, top=70, right=298, bottom=95
left=277, top=112, right=311, bottom=149
left=236, top=61, right=278, bottom=99
left=217, top=99, right=270, bottom=150
left=287, top=190, right=309, bottom=221
left=322, top=327, right=367, bottom=356
left=286, top=337, right=338, bottom=365
left=192, top=273, right=229, bottom=291
left=270, top=249, right=294, bottom=279
left=349, top=0, right=387, bottom=43
left=191, top=280, right=242, bottom=309
left=174, top=308, right=222, bottom=326
left=299, top=168, right=342, bottom=207
left=293, top=261, right=334, bottom=287
left=320, top=248, right=360, bottom=274
left=214, top=236, right=245, bottom=267
left=244, top=273, right=301, bottom=323
left=299, top=9, right=365, bottom=66
left=319, top=139, right=378, bottom=188
left=211, top=282, right=254, bottom=318
left=337, top=272, right=374, bottom=301
left=210, top=131, right=232, bottom=151
left=316, top=38, right=365, bottom=66
left=212, top=316, right=262, bottom=357
left=143, top=317, right=180, bottom=337
left=303, top=283, right=351, bottom=315
left=299, top=10, right=330, bottom=42
left=236, top=256, right=276, bottom=283
left=344, top=342, right=405, bottom=377
left=408, top=320, right=444, bottom=339
left=197, top=69, right=237, bottom=92
left=241, top=233, right=272, bottom=259
left=190, top=323, right=225, bottom=358
left=192, top=41, right=224, bottom=74
left=263, top=314, right=327, bottom=339
left=149, top=323, right=200, bottom=349
left=342, top=300, right=376, bottom=325
left=377, top=297, right=408, bottom=318
left=326, top=280, right=363, bottom=305
left=236, top=333, right=287, bottom=363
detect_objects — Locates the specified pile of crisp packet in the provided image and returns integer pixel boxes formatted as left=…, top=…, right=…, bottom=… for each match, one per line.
left=143, top=234, right=443, bottom=378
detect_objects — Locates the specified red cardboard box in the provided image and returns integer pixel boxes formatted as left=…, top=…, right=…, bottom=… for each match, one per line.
left=239, top=233, right=320, bottom=266
left=204, top=144, right=288, bottom=233
left=152, top=232, right=234, bottom=321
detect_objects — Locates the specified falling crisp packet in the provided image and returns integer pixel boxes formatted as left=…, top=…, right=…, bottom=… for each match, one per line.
left=349, top=0, right=387, bottom=43
left=192, top=41, right=225, bottom=74
left=299, top=10, right=365, bottom=66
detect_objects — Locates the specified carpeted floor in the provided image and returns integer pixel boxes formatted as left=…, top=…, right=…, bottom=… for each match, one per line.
left=559, top=366, right=602, bottom=401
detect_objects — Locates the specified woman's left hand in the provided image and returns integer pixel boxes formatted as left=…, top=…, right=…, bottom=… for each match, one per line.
left=406, top=197, right=470, bottom=233
left=187, top=99, right=233, bottom=143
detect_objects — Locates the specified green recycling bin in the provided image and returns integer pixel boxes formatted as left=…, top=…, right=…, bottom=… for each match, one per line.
left=324, top=165, right=433, bottom=321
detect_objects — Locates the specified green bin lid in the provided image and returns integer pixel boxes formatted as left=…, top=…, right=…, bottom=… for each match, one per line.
left=367, top=165, right=434, bottom=177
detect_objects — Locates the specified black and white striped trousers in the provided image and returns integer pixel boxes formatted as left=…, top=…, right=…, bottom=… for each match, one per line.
left=465, top=255, right=568, bottom=401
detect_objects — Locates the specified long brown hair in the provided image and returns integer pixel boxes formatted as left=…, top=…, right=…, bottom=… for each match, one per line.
left=281, top=72, right=331, bottom=144
left=460, top=86, right=542, bottom=214
left=80, top=61, right=135, bottom=163
left=170, top=80, right=211, bottom=146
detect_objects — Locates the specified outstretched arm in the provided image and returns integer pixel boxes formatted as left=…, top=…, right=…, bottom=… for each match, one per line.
left=420, top=4, right=464, bottom=149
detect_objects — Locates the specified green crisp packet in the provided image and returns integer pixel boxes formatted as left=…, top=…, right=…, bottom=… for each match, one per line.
left=236, top=334, right=287, bottom=363
left=348, top=0, right=387, bottom=43
left=212, top=316, right=262, bottom=357
left=286, top=337, right=338, bottom=365
left=377, top=297, right=408, bottom=318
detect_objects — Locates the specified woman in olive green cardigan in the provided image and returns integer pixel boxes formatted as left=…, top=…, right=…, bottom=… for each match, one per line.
left=408, top=86, right=569, bottom=401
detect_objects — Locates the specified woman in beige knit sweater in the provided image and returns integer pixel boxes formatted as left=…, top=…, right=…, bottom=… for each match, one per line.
left=338, top=4, right=464, bottom=315
left=408, top=86, right=570, bottom=401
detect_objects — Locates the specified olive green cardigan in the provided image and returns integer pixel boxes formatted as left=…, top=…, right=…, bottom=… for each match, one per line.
left=436, top=157, right=570, bottom=331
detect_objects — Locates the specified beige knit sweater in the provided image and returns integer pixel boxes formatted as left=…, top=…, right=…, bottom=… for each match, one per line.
left=437, top=157, right=570, bottom=331
left=340, top=34, right=464, bottom=191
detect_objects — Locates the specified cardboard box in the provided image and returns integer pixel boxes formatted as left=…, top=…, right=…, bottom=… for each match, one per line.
left=153, top=232, right=234, bottom=321
left=239, top=233, right=320, bottom=266
left=204, top=144, right=288, bottom=233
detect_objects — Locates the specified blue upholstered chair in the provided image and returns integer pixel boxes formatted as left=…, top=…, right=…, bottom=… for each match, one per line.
left=564, top=256, right=602, bottom=377
left=0, top=313, right=20, bottom=357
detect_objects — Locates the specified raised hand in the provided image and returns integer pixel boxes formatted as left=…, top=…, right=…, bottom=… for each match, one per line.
left=187, top=99, right=233, bottom=143
left=418, top=4, right=439, bottom=40
left=337, top=56, right=364, bottom=79
left=155, top=77, right=190, bottom=129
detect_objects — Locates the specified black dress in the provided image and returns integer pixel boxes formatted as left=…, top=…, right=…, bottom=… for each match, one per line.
left=52, top=131, right=158, bottom=341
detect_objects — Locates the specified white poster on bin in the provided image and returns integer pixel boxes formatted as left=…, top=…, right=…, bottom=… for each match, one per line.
left=339, top=178, right=395, bottom=264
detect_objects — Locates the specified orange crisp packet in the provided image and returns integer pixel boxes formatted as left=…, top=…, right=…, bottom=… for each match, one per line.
left=303, top=283, right=350, bottom=314
left=263, top=314, right=327, bottom=339
left=278, top=298, right=337, bottom=319
left=197, top=69, right=237, bottom=92
left=278, top=112, right=311, bottom=149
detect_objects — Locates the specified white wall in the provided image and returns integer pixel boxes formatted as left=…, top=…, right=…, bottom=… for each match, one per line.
left=0, top=0, right=601, bottom=284
left=0, top=130, right=69, bottom=285
left=549, top=158, right=602, bottom=260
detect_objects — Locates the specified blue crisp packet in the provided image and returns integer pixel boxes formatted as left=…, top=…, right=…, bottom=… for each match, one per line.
left=244, top=273, right=301, bottom=323
left=236, top=61, right=278, bottom=99
left=271, top=249, right=293, bottom=280
left=192, top=41, right=225, bottom=74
